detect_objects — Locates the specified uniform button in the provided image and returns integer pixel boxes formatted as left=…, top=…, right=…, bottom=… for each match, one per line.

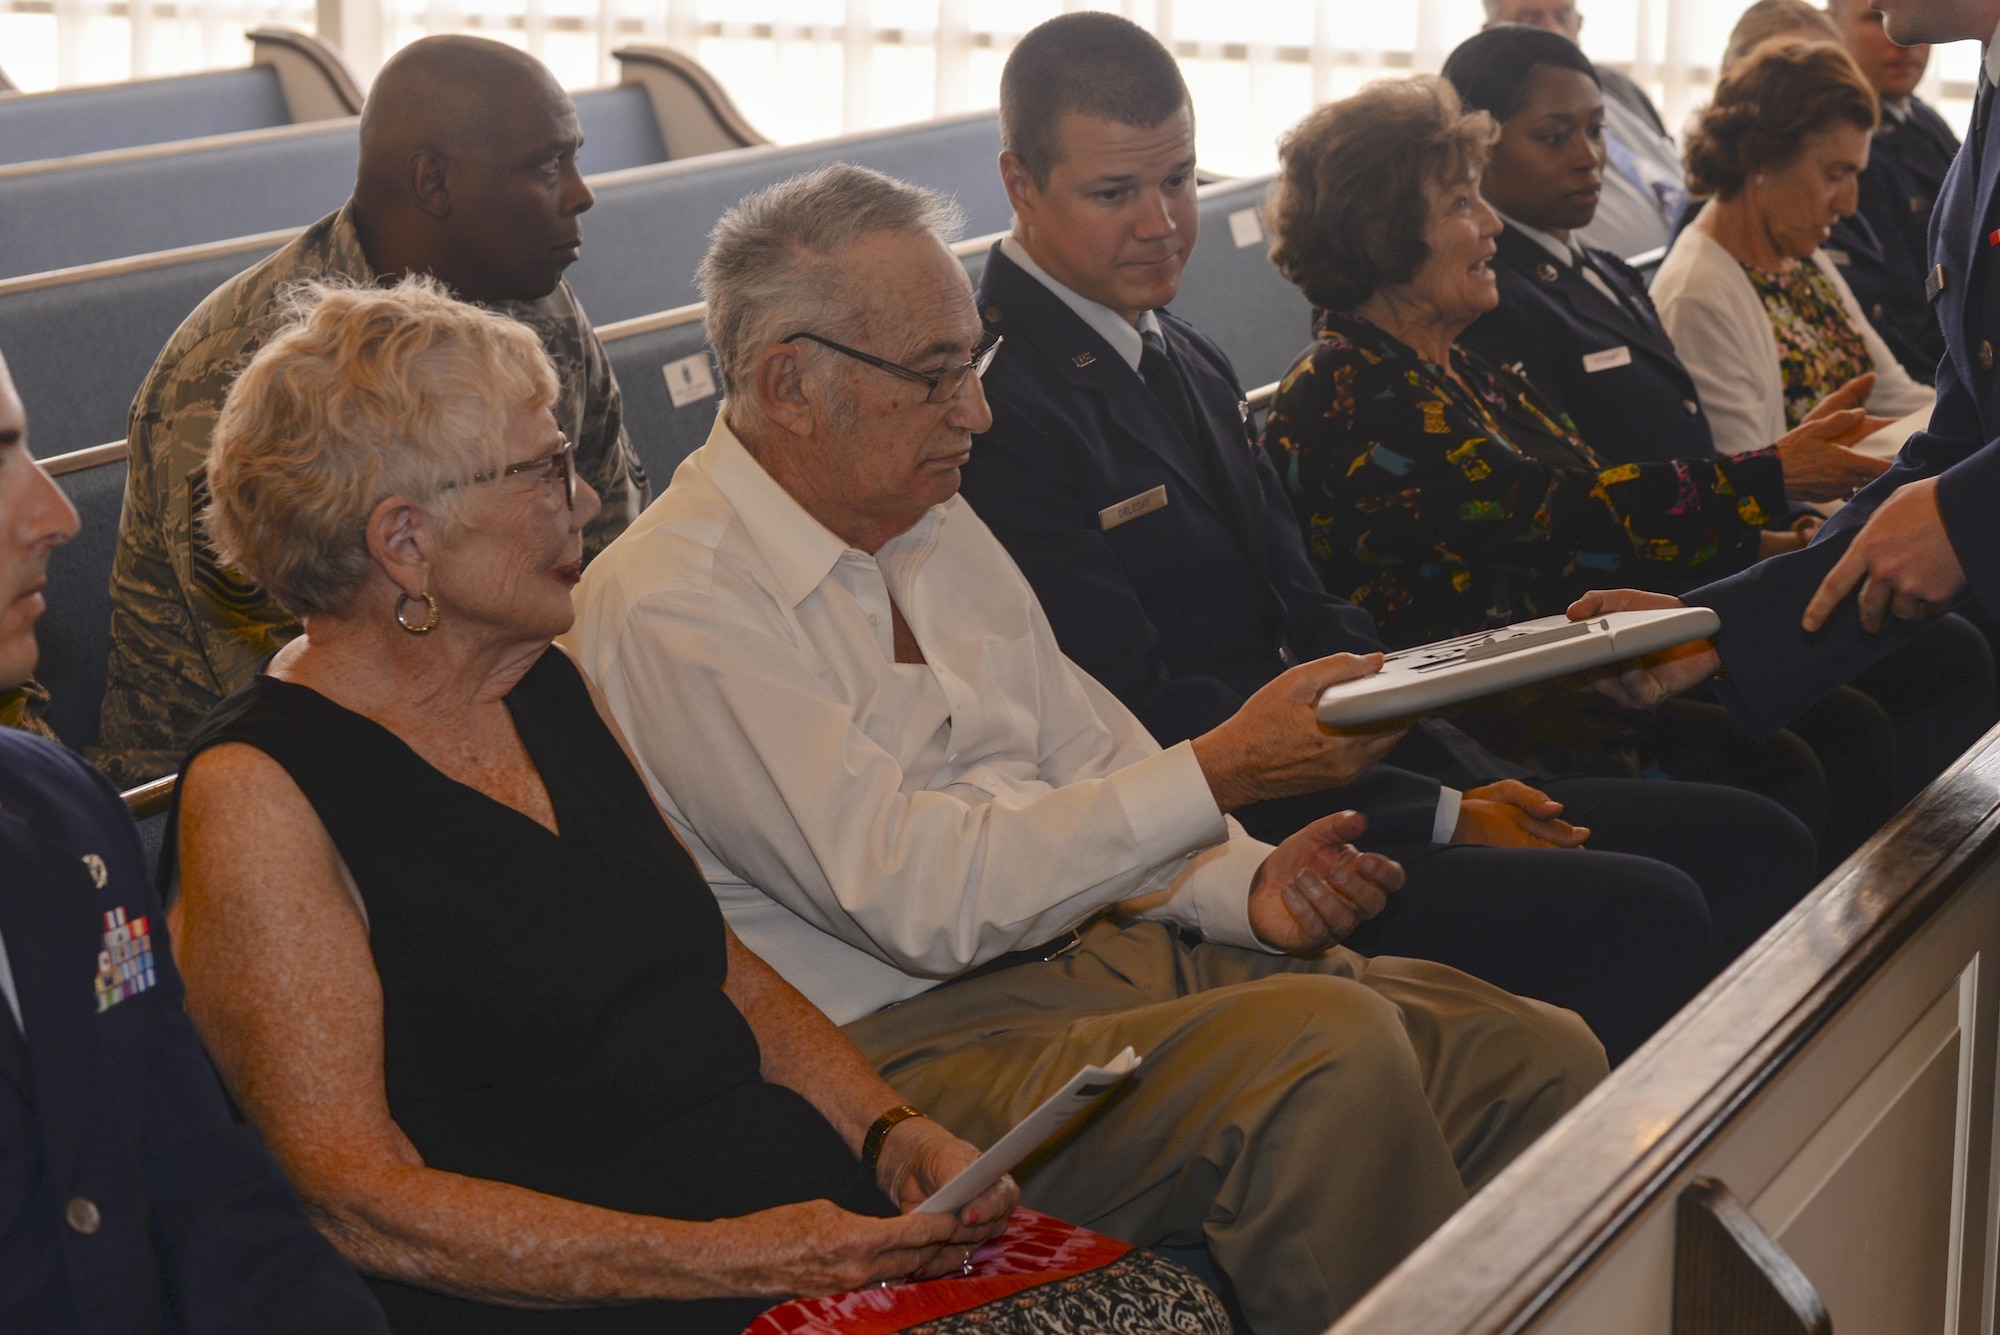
left=65, top=1197, right=101, bottom=1235
left=1982, top=341, right=1995, bottom=373
left=868, top=613, right=880, bottom=626
left=1682, top=398, right=1700, bottom=415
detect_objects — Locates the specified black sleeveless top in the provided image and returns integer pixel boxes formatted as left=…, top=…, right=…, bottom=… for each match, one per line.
left=166, top=649, right=893, bottom=1333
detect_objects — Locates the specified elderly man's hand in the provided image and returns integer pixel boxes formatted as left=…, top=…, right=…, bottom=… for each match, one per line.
left=1247, top=810, right=1404, bottom=952
left=1452, top=780, right=1588, bottom=848
left=872, top=1115, right=1016, bottom=1280
left=1802, top=476, right=1966, bottom=633
left=1192, top=653, right=1411, bottom=813
left=1566, top=589, right=1720, bottom=711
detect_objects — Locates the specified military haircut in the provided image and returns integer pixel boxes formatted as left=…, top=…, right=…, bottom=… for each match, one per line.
left=1000, top=13, right=1191, bottom=187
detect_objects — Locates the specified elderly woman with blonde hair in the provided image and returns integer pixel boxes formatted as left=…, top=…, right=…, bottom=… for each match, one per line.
left=159, top=279, right=1225, bottom=1335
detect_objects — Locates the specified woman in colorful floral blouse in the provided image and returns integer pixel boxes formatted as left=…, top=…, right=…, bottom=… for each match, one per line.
left=1650, top=37, right=1933, bottom=458
left=1263, top=74, right=1889, bottom=648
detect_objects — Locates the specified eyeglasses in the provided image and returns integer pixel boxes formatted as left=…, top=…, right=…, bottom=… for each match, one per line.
left=782, top=330, right=1003, bottom=405
left=472, top=434, right=576, bottom=511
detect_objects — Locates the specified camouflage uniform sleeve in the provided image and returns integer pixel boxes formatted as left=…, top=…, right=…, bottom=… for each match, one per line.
left=96, top=332, right=299, bottom=787
left=0, top=678, right=60, bottom=742
left=569, top=300, right=647, bottom=559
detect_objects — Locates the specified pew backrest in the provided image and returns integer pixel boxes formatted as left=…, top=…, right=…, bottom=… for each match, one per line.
left=0, top=45, right=757, bottom=280
left=602, top=232, right=996, bottom=485
left=572, top=84, right=670, bottom=177
left=1167, top=175, right=1312, bottom=393
left=2, top=113, right=1008, bottom=461
left=0, top=233, right=288, bottom=460
left=0, top=28, right=362, bottom=169
left=0, top=121, right=359, bottom=281
left=563, top=111, right=1007, bottom=324
left=42, top=444, right=128, bottom=750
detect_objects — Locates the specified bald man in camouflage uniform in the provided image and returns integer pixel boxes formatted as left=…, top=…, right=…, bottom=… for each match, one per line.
left=96, top=36, right=645, bottom=784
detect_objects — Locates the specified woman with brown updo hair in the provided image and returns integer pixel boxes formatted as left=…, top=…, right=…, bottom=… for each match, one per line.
left=1652, top=37, right=1932, bottom=458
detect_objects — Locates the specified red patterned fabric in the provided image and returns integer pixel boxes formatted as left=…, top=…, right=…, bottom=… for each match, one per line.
left=742, top=1209, right=1133, bottom=1335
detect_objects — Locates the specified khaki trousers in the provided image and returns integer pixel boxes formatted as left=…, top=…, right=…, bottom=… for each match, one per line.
left=844, top=920, right=1605, bottom=1335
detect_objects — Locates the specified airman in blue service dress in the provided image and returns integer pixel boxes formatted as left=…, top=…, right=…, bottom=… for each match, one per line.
left=1688, top=74, right=2000, bottom=739
left=961, top=241, right=1816, bottom=1063
left=0, top=725, right=389, bottom=1334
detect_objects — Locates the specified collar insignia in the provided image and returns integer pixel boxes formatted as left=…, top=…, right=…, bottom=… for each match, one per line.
left=1535, top=262, right=1560, bottom=283
left=1071, top=352, right=1097, bottom=368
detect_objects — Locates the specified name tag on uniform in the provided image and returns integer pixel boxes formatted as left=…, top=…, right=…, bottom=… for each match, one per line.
left=1099, top=485, right=1169, bottom=530
left=1582, top=345, right=1632, bottom=373
left=1824, top=248, right=1851, bottom=267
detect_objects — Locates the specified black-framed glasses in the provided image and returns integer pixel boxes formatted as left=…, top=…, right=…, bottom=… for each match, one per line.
left=472, top=434, right=576, bottom=510
left=782, top=330, right=1003, bottom=405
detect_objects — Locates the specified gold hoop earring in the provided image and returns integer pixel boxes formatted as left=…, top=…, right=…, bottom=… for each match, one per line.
left=394, top=590, right=440, bottom=635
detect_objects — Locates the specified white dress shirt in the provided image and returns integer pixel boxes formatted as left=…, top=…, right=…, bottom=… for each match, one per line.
left=1651, top=227, right=1934, bottom=456
left=565, top=415, right=1274, bottom=1024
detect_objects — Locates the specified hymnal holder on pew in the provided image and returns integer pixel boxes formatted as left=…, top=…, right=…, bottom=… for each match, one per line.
left=917, top=1047, right=1142, bottom=1216
left=1313, top=609, right=1722, bottom=728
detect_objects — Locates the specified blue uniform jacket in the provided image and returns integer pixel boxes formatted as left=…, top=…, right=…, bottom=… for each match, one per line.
left=1463, top=224, right=1715, bottom=465
left=960, top=244, right=1519, bottom=846
left=1845, top=97, right=1960, bottom=384
left=0, top=727, right=387, bottom=1334
left=1689, top=103, right=2000, bottom=738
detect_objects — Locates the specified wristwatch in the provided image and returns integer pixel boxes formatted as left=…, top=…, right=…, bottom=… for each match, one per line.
left=862, top=1103, right=927, bottom=1171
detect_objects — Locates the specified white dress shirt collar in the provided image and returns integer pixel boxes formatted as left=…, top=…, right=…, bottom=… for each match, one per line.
left=999, top=234, right=1161, bottom=373
left=704, top=414, right=946, bottom=609
left=1986, top=17, right=2000, bottom=85
left=1498, top=212, right=1575, bottom=267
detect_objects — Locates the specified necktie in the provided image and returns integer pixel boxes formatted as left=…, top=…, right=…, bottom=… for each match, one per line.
left=1139, top=327, right=1201, bottom=452
left=1139, top=327, right=1238, bottom=508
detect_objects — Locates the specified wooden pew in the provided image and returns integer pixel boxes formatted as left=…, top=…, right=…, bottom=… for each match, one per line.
left=1329, top=723, right=2000, bottom=1334
left=0, top=46, right=763, bottom=281
left=0, top=28, right=361, bottom=169
left=0, top=111, right=1006, bottom=461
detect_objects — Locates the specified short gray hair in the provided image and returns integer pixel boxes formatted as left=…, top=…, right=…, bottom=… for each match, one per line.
left=697, top=163, right=966, bottom=407
left=205, top=276, right=558, bottom=618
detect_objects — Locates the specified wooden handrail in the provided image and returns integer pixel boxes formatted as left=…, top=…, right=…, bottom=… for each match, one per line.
left=1330, top=722, right=2000, bottom=1334
left=121, top=774, right=177, bottom=821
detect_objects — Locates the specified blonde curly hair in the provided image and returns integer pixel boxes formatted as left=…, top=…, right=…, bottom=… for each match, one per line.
left=204, top=275, right=558, bottom=617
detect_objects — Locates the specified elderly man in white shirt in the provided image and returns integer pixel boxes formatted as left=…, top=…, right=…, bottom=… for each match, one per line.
left=566, top=163, right=1605, bottom=1335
